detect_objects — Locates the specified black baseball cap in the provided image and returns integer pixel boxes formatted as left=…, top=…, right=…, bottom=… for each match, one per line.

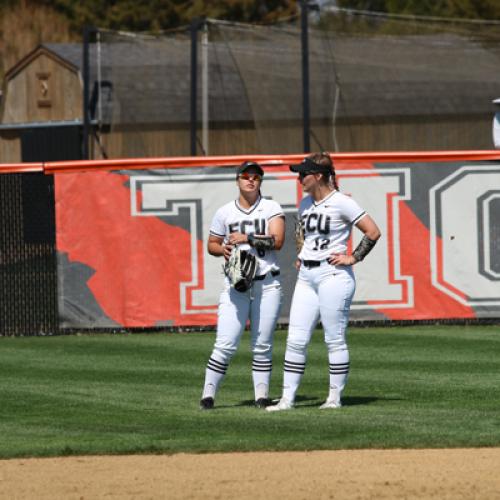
left=290, top=157, right=332, bottom=175
left=237, top=161, right=264, bottom=178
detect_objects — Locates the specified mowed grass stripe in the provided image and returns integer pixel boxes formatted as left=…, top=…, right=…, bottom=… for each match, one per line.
left=0, top=325, right=498, bottom=458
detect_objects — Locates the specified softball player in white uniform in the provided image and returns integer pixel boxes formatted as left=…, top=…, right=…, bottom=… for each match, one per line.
left=200, top=162, right=285, bottom=410
left=267, top=152, right=381, bottom=412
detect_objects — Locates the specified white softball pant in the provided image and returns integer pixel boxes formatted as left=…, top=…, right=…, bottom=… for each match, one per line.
left=213, top=274, right=282, bottom=363
left=288, top=262, right=355, bottom=353
left=282, top=261, right=355, bottom=401
left=202, top=274, right=282, bottom=401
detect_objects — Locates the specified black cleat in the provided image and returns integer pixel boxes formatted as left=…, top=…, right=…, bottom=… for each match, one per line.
left=255, top=398, right=271, bottom=409
left=200, top=397, right=214, bottom=410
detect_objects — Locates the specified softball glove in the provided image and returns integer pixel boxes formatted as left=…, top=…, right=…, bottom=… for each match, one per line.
left=225, top=247, right=258, bottom=292
left=294, top=216, right=305, bottom=254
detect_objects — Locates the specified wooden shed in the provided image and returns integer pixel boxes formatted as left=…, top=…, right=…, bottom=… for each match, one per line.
left=2, top=45, right=82, bottom=123
left=1, top=31, right=500, bottom=163
left=0, top=45, right=83, bottom=163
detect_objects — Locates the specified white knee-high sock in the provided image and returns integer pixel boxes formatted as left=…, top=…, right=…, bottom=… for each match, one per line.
left=252, top=358, right=272, bottom=400
left=202, top=354, right=229, bottom=399
left=282, top=350, right=306, bottom=403
left=327, top=349, right=349, bottom=396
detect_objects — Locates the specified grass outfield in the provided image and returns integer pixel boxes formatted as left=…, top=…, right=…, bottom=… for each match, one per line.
left=0, top=325, right=499, bottom=458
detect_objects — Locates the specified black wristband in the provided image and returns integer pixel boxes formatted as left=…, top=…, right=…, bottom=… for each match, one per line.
left=352, top=235, right=377, bottom=262
left=248, top=234, right=275, bottom=250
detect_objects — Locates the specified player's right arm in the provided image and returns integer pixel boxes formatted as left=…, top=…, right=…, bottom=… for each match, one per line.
left=208, top=234, right=233, bottom=260
left=208, top=206, right=233, bottom=260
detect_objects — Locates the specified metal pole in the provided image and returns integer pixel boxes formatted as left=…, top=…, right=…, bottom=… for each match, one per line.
left=96, top=30, right=102, bottom=126
left=201, top=23, right=209, bottom=156
left=300, top=1, right=311, bottom=153
left=190, top=19, right=202, bottom=156
left=82, top=25, right=92, bottom=160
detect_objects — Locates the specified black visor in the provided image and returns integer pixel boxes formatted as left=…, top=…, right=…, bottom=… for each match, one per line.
left=290, top=157, right=331, bottom=175
left=237, top=161, right=264, bottom=178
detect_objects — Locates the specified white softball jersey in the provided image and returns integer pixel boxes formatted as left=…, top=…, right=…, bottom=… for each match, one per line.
left=210, top=195, right=284, bottom=276
left=298, top=190, right=366, bottom=262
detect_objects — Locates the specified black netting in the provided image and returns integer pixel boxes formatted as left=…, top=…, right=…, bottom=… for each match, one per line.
left=84, top=9, right=500, bottom=158
left=93, top=29, right=194, bottom=158
left=0, top=173, right=58, bottom=336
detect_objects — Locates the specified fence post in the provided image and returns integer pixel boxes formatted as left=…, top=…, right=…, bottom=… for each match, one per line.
left=190, top=18, right=205, bottom=156
left=82, top=25, right=94, bottom=160
left=300, top=1, right=311, bottom=153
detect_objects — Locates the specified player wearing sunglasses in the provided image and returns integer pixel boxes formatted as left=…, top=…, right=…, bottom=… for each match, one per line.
left=267, top=152, right=381, bottom=412
left=200, top=161, right=285, bottom=410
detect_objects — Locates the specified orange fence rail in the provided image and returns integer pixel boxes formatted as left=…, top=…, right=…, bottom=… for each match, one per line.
left=2, top=150, right=500, bottom=175
left=0, top=162, right=44, bottom=174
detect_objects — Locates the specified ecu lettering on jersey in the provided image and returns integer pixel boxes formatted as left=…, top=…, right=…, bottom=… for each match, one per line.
left=303, top=213, right=331, bottom=235
left=228, top=218, right=266, bottom=235
left=210, top=196, right=284, bottom=276
left=298, top=190, right=367, bottom=262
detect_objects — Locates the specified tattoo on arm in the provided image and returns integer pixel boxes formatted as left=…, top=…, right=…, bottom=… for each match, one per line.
left=248, top=234, right=275, bottom=251
left=352, top=235, right=377, bottom=262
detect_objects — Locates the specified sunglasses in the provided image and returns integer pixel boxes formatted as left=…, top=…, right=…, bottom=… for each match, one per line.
left=239, top=172, right=262, bottom=181
left=298, top=171, right=316, bottom=180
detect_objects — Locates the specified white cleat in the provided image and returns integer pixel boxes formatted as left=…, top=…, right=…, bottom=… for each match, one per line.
left=319, top=397, right=342, bottom=409
left=266, top=397, right=294, bottom=412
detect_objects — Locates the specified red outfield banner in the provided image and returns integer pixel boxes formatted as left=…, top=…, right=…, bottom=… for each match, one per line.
left=52, top=153, right=500, bottom=328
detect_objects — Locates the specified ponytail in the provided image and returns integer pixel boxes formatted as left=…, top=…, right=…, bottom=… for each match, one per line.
left=306, top=152, right=339, bottom=190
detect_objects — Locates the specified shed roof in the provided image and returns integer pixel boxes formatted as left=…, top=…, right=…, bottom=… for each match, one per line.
left=31, top=33, right=500, bottom=125
left=5, top=45, right=79, bottom=81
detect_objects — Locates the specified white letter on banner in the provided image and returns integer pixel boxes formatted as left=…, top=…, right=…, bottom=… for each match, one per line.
left=130, top=172, right=297, bottom=314
left=429, top=165, right=500, bottom=306
left=339, top=169, right=413, bottom=309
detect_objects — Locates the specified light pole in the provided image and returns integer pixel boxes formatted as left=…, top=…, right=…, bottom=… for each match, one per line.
left=493, top=98, right=500, bottom=149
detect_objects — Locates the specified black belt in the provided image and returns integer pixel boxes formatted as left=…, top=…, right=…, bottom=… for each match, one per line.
left=301, top=259, right=324, bottom=268
left=254, top=270, right=280, bottom=281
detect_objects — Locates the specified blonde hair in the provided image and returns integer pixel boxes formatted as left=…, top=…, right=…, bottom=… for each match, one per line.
left=306, top=152, right=338, bottom=190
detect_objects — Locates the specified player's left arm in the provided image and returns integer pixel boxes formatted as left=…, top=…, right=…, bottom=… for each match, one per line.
left=228, top=214, right=285, bottom=251
left=329, top=214, right=381, bottom=266
left=355, top=214, right=381, bottom=243
left=264, top=214, right=285, bottom=250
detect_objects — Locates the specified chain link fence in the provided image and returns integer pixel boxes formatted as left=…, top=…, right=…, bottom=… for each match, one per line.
left=83, top=7, right=500, bottom=158
left=0, top=173, right=58, bottom=336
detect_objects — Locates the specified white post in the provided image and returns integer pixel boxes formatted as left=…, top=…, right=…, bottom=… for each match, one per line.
left=201, top=24, right=209, bottom=156
left=97, top=31, right=102, bottom=125
left=493, top=98, right=500, bottom=149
